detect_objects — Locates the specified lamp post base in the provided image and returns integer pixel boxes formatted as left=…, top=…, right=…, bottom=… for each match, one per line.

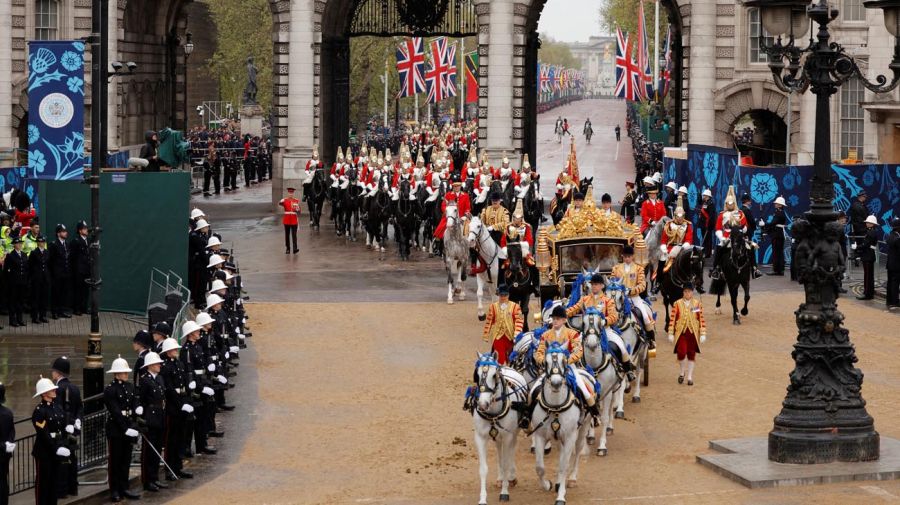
left=769, top=425, right=880, bottom=464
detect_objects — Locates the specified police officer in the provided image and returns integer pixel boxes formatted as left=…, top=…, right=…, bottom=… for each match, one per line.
left=137, top=352, right=167, bottom=492
left=32, top=376, right=67, bottom=505
left=132, top=330, right=153, bottom=384
left=762, top=196, right=788, bottom=276
left=102, top=356, right=141, bottom=502
left=159, top=337, right=195, bottom=480
left=48, top=224, right=71, bottom=319
left=29, top=235, right=50, bottom=323
left=150, top=322, right=171, bottom=354
left=50, top=357, right=81, bottom=499
left=0, top=383, right=14, bottom=505
left=3, top=236, right=27, bottom=327
left=70, top=220, right=91, bottom=316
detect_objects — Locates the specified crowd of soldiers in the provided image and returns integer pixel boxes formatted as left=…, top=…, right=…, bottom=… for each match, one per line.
left=185, top=126, right=273, bottom=197
left=0, top=189, right=93, bottom=329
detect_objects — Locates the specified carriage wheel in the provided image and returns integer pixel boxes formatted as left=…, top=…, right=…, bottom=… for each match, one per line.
left=641, top=353, right=650, bottom=387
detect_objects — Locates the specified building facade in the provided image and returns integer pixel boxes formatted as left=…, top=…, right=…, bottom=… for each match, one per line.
left=567, top=36, right=616, bottom=96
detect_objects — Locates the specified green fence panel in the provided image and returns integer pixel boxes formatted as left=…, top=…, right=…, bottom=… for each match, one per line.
left=38, top=172, right=190, bottom=314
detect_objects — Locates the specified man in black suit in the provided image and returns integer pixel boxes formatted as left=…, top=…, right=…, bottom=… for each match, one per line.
left=70, top=220, right=91, bottom=315
left=763, top=197, right=788, bottom=276
left=3, top=237, right=28, bottom=327
left=29, top=235, right=51, bottom=323
left=48, top=224, right=72, bottom=319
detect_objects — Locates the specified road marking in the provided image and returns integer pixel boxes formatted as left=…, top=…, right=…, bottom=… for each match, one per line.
left=860, top=485, right=900, bottom=500
left=589, top=489, right=739, bottom=501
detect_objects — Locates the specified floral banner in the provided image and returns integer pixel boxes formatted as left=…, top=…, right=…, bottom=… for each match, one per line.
left=0, top=166, right=41, bottom=214
left=666, top=145, right=900, bottom=264
left=27, top=40, right=85, bottom=180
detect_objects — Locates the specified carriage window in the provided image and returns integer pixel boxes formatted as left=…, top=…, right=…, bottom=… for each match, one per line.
left=559, top=244, right=622, bottom=274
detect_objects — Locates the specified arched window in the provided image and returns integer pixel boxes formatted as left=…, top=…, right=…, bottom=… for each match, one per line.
left=34, top=0, right=59, bottom=40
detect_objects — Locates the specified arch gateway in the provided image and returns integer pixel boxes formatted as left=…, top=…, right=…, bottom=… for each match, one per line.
left=3, top=0, right=894, bottom=202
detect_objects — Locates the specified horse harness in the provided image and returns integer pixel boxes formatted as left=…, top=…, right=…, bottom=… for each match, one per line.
left=472, top=368, right=526, bottom=441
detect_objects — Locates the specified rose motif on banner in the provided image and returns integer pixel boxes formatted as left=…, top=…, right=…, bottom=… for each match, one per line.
left=703, top=153, right=719, bottom=188
left=750, top=173, right=778, bottom=203
left=27, top=124, right=40, bottom=144
left=60, top=51, right=82, bottom=72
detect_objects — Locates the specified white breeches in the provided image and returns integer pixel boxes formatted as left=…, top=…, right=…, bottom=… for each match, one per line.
left=606, top=332, right=631, bottom=362
left=629, top=295, right=655, bottom=327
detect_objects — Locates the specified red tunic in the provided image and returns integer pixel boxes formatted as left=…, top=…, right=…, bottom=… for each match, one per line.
left=640, top=198, right=667, bottom=234
left=661, top=222, right=694, bottom=252
left=715, top=210, right=748, bottom=239
left=500, top=223, right=534, bottom=249
left=280, top=197, right=300, bottom=226
left=433, top=191, right=472, bottom=239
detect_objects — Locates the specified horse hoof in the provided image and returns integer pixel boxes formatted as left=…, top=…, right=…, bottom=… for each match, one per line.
left=615, top=411, right=625, bottom=419
left=715, top=308, right=722, bottom=315
left=741, top=308, right=749, bottom=316
left=632, top=396, right=641, bottom=404
left=567, top=479, right=577, bottom=488
left=555, top=500, right=566, bottom=505
left=459, top=294, right=466, bottom=301
left=478, top=314, right=486, bottom=321
left=499, top=494, right=509, bottom=502
left=448, top=300, right=455, bottom=305
left=586, top=436, right=595, bottom=445
left=733, top=319, right=741, bottom=325
left=544, top=447, right=551, bottom=455
left=597, top=448, right=607, bottom=457
left=606, top=427, right=614, bottom=435
left=530, top=447, right=535, bottom=454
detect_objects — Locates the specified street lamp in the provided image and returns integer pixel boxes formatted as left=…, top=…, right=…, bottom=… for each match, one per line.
left=183, top=32, right=194, bottom=136
left=741, top=0, right=900, bottom=464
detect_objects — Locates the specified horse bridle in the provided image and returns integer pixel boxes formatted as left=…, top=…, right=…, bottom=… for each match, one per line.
left=470, top=221, right=498, bottom=266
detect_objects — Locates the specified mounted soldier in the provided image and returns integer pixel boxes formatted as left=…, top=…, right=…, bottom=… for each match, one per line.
left=712, top=185, right=761, bottom=280
left=660, top=196, right=693, bottom=273
left=479, top=192, right=509, bottom=245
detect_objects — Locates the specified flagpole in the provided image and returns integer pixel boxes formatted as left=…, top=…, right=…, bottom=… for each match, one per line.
left=459, top=38, right=465, bottom=121
left=384, top=58, right=389, bottom=128
left=653, top=0, right=660, bottom=88
left=415, top=94, right=419, bottom=123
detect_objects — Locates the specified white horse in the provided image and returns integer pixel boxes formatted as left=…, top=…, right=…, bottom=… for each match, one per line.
left=444, top=207, right=470, bottom=304
left=606, top=278, right=649, bottom=420
left=509, top=329, right=550, bottom=456
left=469, top=352, right=527, bottom=505
left=643, top=217, right=670, bottom=295
left=530, top=345, right=592, bottom=504
left=579, top=310, right=624, bottom=457
left=467, top=216, right=501, bottom=321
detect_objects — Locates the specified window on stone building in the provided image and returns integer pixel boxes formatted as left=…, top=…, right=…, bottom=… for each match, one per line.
left=34, top=0, right=59, bottom=40
left=748, top=8, right=774, bottom=64
left=843, top=0, right=866, bottom=21
left=840, top=78, right=865, bottom=159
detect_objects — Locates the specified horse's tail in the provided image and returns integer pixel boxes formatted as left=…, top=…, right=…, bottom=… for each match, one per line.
left=710, top=277, right=727, bottom=296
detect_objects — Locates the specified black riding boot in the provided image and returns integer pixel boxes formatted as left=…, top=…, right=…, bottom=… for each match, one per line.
left=622, top=360, right=637, bottom=382
left=711, top=247, right=723, bottom=280
left=646, top=329, right=656, bottom=350
left=751, top=250, right=763, bottom=279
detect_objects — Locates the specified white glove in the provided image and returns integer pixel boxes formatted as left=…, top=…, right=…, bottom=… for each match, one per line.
left=135, top=406, right=144, bottom=416
left=65, top=425, right=75, bottom=434
left=700, top=334, right=707, bottom=344
left=188, top=381, right=197, bottom=390
left=56, top=447, right=71, bottom=457
left=668, top=334, right=675, bottom=343
left=208, top=363, right=216, bottom=372
left=758, top=219, right=765, bottom=227
left=230, top=346, right=239, bottom=353
left=721, top=238, right=730, bottom=247
left=5, top=442, right=15, bottom=453
left=74, top=419, right=81, bottom=431
left=125, top=428, right=140, bottom=438
left=851, top=243, right=857, bottom=250
left=238, top=334, right=246, bottom=340
left=715, top=230, right=725, bottom=242
left=202, top=386, right=215, bottom=396
left=225, top=352, right=230, bottom=359
left=181, top=404, right=195, bottom=414
left=659, top=244, right=668, bottom=254
left=217, top=375, right=227, bottom=385
left=487, top=225, right=494, bottom=232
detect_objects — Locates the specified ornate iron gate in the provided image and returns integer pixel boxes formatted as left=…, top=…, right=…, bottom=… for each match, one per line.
left=348, top=0, right=478, bottom=37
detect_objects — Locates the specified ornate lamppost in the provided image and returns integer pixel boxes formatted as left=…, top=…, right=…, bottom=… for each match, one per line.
left=741, top=0, right=900, bottom=464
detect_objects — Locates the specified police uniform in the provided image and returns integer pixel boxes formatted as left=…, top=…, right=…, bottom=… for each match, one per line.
left=28, top=236, right=51, bottom=323
left=3, top=238, right=27, bottom=327
left=70, top=222, right=91, bottom=315
left=48, top=225, right=72, bottom=319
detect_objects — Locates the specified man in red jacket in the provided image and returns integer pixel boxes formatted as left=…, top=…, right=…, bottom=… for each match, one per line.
left=279, top=188, right=300, bottom=254
left=640, top=187, right=666, bottom=235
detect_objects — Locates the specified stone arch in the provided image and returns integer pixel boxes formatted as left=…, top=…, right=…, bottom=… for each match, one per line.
left=519, top=0, right=687, bottom=161
left=713, top=79, right=799, bottom=153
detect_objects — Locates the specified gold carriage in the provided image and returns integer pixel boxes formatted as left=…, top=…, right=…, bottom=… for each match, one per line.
left=535, top=186, right=649, bottom=306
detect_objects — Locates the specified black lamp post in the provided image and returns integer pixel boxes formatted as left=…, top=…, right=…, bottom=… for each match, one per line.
left=741, top=0, right=900, bottom=464
left=183, top=32, right=194, bottom=136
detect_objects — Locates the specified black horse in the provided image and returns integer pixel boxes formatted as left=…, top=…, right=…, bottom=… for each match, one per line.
left=305, top=168, right=328, bottom=231
left=549, top=176, right=593, bottom=225
left=710, top=225, right=752, bottom=324
left=504, top=242, right=538, bottom=331
left=658, top=246, right=706, bottom=331
left=519, top=179, right=544, bottom=235
left=394, top=179, right=419, bottom=261
left=364, top=174, right=393, bottom=252
left=338, top=166, right=363, bottom=241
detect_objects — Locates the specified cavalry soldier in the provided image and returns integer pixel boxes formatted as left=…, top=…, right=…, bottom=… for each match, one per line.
left=159, top=336, right=197, bottom=480
left=481, top=286, right=524, bottom=364
left=611, top=246, right=657, bottom=348
left=498, top=202, right=538, bottom=292
left=463, top=151, right=479, bottom=181
left=137, top=352, right=167, bottom=492
left=762, top=196, right=788, bottom=276
left=31, top=377, right=67, bottom=505
left=699, top=189, right=716, bottom=258
left=498, top=153, right=519, bottom=189
left=473, top=161, right=494, bottom=202
left=329, top=146, right=346, bottom=187
left=660, top=196, right=693, bottom=272
left=639, top=186, right=666, bottom=235
left=302, top=146, right=323, bottom=202
left=565, top=274, right=635, bottom=381
left=50, top=356, right=81, bottom=499
left=432, top=176, right=471, bottom=245
left=479, top=193, right=509, bottom=244
left=519, top=154, right=538, bottom=183
left=712, top=186, right=762, bottom=280
left=667, top=284, right=707, bottom=386
left=279, top=188, right=300, bottom=255
left=103, top=356, right=141, bottom=502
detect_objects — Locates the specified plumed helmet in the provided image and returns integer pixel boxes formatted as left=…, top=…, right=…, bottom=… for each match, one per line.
left=724, top=185, right=737, bottom=210
left=51, top=356, right=70, bottom=375
left=674, top=195, right=686, bottom=219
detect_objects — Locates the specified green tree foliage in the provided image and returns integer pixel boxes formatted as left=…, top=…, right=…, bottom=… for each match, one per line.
left=599, top=0, right=668, bottom=60
left=538, top=36, right=582, bottom=69
left=206, top=0, right=273, bottom=112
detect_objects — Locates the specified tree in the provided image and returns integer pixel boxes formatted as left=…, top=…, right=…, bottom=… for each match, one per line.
left=599, top=0, right=668, bottom=61
left=206, top=0, right=273, bottom=113
left=538, top=36, right=582, bottom=69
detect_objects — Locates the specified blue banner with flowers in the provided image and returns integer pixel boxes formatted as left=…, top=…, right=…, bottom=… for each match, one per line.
left=666, top=145, right=900, bottom=265
left=27, top=40, right=85, bottom=181
left=0, top=166, right=41, bottom=214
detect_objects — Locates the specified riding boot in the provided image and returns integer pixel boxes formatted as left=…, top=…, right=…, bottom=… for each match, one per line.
left=647, top=329, right=656, bottom=350
left=623, top=360, right=637, bottom=382
left=710, top=247, right=723, bottom=280
left=470, top=249, right=479, bottom=276
left=751, top=252, right=763, bottom=279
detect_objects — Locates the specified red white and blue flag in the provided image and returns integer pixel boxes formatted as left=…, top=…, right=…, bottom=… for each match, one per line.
left=425, top=37, right=451, bottom=103
left=615, top=27, right=641, bottom=100
left=658, top=25, right=673, bottom=99
left=443, top=40, right=458, bottom=98
left=396, top=37, right=425, bottom=98
left=539, top=64, right=550, bottom=93
left=636, top=0, right=654, bottom=100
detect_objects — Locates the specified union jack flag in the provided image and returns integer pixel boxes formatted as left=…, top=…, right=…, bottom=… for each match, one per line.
left=396, top=37, right=426, bottom=98
left=443, top=41, right=457, bottom=98
left=539, top=64, right=550, bottom=93
left=658, top=26, right=673, bottom=99
left=425, top=37, right=451, bottom=104
left=614, top=27, right=642, bottom=100
left=636, top=0, right=654, bottom=100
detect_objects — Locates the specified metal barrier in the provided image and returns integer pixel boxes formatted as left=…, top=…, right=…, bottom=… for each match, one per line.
left=10, top=394, right=116, bottom=496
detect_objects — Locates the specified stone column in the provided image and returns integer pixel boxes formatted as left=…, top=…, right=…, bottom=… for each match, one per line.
left=483, top=0, right=515, bottom=162
left=687, top=0, right=715, bottom=145
left=796, top=89, right=816, bottom=165
left=0, top=1, right=14, bottom=152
